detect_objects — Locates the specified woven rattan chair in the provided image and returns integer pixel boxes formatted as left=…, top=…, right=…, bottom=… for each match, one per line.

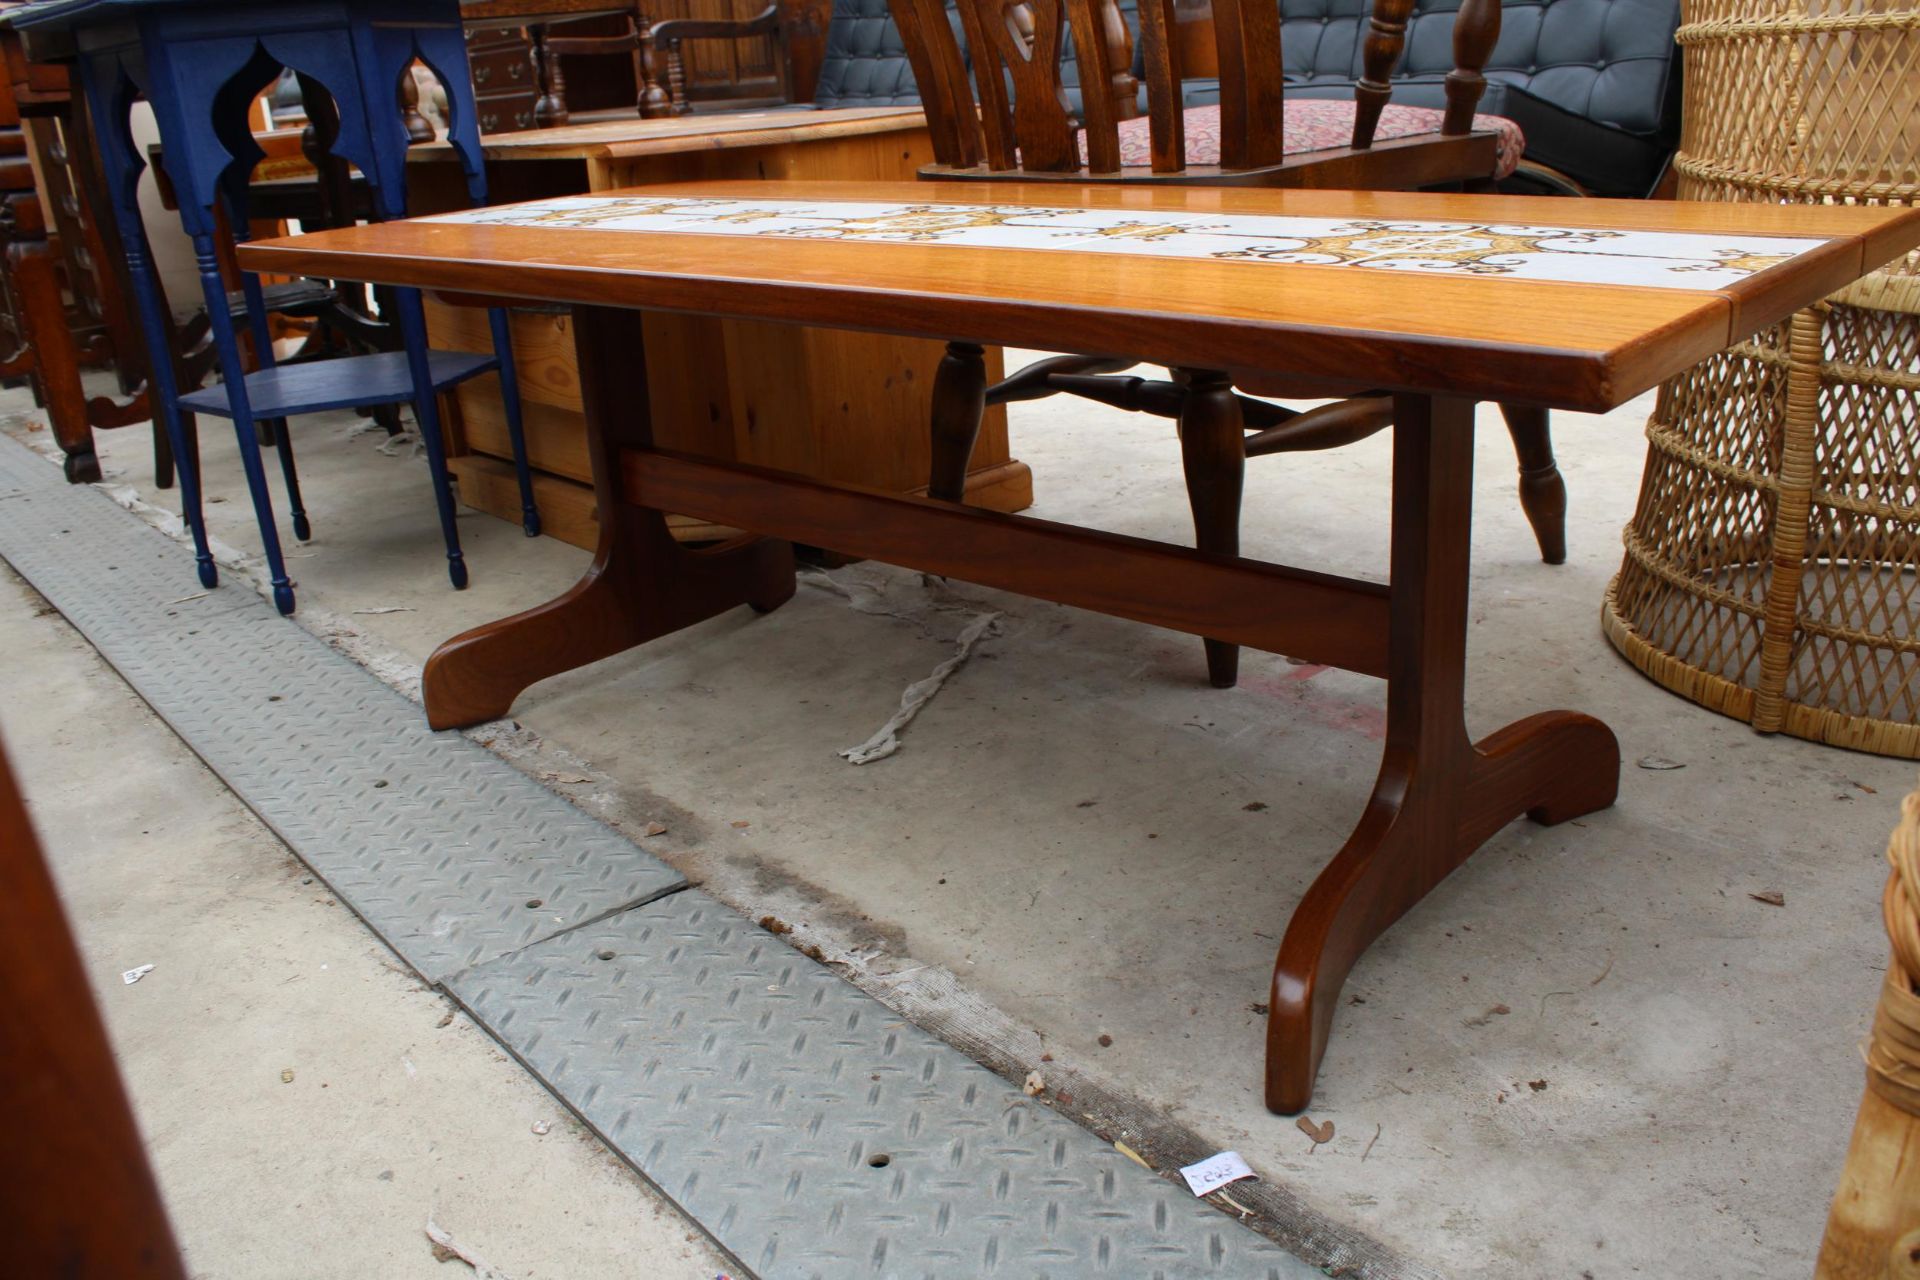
left=1815, top=779, right=1920, bottom=1274
left=1603, top=0, right=1920, bottom=756
left=893, top=0, right=1564, bottom=689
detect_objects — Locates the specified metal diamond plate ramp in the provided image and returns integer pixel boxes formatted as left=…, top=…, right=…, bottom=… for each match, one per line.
left=450, top=891, right=1320, bottom=1280
left=0, top=437, right=685, bottom=980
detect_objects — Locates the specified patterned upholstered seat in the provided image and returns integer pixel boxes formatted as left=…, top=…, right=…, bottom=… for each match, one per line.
left=1088, top=99, right=1525, bottom=177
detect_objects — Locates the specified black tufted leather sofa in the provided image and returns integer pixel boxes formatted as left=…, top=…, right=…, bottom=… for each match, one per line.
left=811, top=0, right=960, bottom=107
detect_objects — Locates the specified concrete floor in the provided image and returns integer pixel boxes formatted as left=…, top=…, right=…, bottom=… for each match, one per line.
left=4, top=355, right=1901, bottom=1278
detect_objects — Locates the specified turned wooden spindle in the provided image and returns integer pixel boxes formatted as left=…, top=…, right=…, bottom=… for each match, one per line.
left=1177, top=369, right=1246, bottom=688
left=1443, top=0, right=1500, bottom=136
left=636, top=22, right=672, bottom=119
left=1499, top=404, right=1567, bottom=565
left=928, top=341, right=987, bottom=502
left=1351, top=0, right=1414, bottom=149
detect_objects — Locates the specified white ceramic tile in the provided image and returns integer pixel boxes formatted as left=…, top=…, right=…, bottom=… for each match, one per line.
left=423, top=195, right=1827, bottom=292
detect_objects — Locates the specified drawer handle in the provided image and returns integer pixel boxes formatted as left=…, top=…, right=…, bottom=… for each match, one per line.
left=514, top=110, right=532, bottom=130
left=474, top=64, right=492, bottom=84
left=508, top=61, right=525, bottom=80
left=481, top=111, right=499, bottom=132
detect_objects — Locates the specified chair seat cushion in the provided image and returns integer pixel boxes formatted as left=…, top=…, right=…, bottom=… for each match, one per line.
left=1087, top=99, right=1524, bottom=178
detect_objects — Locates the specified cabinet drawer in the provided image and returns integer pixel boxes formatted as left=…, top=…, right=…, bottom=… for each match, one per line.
left=475, top=90, right=539, bottom=135
left=468, top=47, right=533, bottom=93
left=466, top=25, right=527, bottom=49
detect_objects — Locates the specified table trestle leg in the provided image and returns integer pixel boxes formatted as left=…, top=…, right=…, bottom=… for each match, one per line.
left=1263, top=393, right=1619, bottom=1114
left=421, top=306, right=796, bottom=730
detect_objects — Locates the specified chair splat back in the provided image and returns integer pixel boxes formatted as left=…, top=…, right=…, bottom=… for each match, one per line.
left=891, top=0, right=986, bottom=166
left=961, top=0, right=1079, bottom=171
left=894, top=0, right=1500, bottom=180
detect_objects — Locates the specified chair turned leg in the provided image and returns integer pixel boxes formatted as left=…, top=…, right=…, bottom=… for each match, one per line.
left=928, top=341, right=986, bottom=503
left=486, top=306, right=541, bottom=537
left=1178, top=369, right=1246, bottom=688
left=192, top=232, right=294, bottom=613
left=235, top=258, right=302, bottom=533
left=1499, top=403, right=1566, bottom=565
left=393, top=287, right=468, bottom=590
left=152, top=420, right=174, bottom=491
left=272, top=417, right=310, bottom=542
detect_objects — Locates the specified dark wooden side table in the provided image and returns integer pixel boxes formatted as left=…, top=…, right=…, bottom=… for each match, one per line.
left=243, top=178, right=1920, bottom=1112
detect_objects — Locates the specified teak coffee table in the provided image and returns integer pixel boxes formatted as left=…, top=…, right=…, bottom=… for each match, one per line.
left=242, top=180, right=1920, bottom=1113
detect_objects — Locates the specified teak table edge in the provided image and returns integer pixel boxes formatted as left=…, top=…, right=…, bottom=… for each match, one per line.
left=411, top=303, right=1623, bottom=1114
left=239, top=237, right=1679, bottom=413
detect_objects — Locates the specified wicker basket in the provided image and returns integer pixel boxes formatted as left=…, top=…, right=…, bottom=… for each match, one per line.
left=1602, top=0, right=1920, bottom=756
left=1814, top=779, right=1920, bottom=1277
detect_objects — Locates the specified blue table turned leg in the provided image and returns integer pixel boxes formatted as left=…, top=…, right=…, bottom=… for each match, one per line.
left=485, top=307, right=540, bottom=537
left=232, top=228, right=309, bottom=542
left=193, top=232, right=296, bottom=614
left=79, top=67, right=217, bottom=590
left=393, top=286, right=466, bottom=589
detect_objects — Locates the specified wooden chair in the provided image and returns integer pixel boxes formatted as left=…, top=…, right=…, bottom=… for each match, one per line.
left=892, top=0, right=1566, bottom=688
left=531, top=6, right=675, bottom=125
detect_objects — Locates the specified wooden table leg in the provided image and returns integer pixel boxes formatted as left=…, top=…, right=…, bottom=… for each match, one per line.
left=423, top=306, right=795, bottom=730
left=1264, top=393, right=1619, bottom=1114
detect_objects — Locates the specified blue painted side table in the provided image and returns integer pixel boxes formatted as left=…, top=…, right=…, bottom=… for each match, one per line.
left=10, top=0, right=540, bottom=614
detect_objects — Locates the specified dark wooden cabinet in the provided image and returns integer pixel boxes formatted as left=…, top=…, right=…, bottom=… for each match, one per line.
left=464, top=25, right=541, bottom=134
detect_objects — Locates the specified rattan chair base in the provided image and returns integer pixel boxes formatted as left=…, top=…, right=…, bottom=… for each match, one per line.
left=1610, top=0, right=1920, bottom=762
left=1602, top=578, right=1920, bottom=760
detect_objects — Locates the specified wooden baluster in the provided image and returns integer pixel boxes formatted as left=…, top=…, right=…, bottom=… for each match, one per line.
left=531, top=24, right=571, bottom=127
left=1096, top=0, right=1141, bottom=123
left=398, top=61, right=435, bottom=142
left=1351, top=0, right=1414, bottom=149
left=1499, top=405, right=1566, bottom=564
left=1178, top=369, right=1246, bottom=688
left=664, top=41, right=691, bottom=117
left=635, top=20, right=673, bottom=118
left=1211, top=0, right=1284, bottom=169
left=929, top=341, right=986, bottom=502
left=1443, top=0, right=1499, bottom=135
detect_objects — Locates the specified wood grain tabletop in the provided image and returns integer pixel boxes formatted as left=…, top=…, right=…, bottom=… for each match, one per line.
left=241, top=180, right=1920, bottom=410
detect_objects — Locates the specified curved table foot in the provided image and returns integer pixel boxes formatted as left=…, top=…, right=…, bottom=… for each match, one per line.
left=424, top=510, right=794, bottom=731
left=1265, top=710, right=1618, bottom=1114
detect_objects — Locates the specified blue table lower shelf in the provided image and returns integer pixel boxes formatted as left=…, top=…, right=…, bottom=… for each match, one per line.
left=180, top=349, right=497, bottom=419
